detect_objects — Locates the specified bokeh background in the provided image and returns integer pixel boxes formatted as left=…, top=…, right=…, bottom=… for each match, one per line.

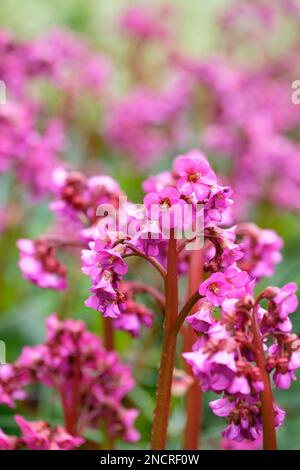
left=1, top=0, right=300, bottom=449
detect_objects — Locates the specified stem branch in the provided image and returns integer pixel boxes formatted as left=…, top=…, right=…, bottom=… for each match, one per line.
left=172, top=290, right=202, bottom=338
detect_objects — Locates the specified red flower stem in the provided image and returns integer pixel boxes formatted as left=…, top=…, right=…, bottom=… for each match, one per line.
left=69, top=358, right=81, bottom=435
left=60, top=356, right=80, bottom=436
left=102, top=319, right=115, bottom=449
left=151, top=230, right=178, bottom=450
left=60, top=391, right=73, bottom=434
left=103, top=317, right=114, bottom=351
left=183, top=250, right=203, bottom=450
left=251, top=304, right=277, bottom=450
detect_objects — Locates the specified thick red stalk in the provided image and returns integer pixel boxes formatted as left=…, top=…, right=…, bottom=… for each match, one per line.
left=183, top=249, right=203, bottom=450
left=151, top=230, right=178, bottom=450
left=102, top=317, right=115, bottom=448
left=61, top=357, right=80, bottom=436
left=61, top=393, right=74, bottom=435
left=251, top=306, right=277, bottom=450
left=103, top=317, right=114, bottom=351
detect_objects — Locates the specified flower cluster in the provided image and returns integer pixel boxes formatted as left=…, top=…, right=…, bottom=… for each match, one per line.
left=0, top=102, right=63, bottom=196
left=184, top=280, right=299, bottom=441
left=104, top=81, right=190, bottom=167
left=81, top=149, right=235, bottom=321
left=105, top=0, right=300, bottom=217
left=50, top=167, right=122, bottom=237
left=0, top=416, right=83, bottom=450
left=180, top=54, right=300, bottom=216
left=120, top=4, right=172, bottom=42
left=0, top=315, right=139, bottom=449
left=237, top=223, right=283, bottom=280
left=0, top=29, right=110, bottom=199
left=17, top=238, right=67, bottom=290
left=113, top=281, right=153, bottom=337
left=0, top=29, right=110, bottom=99
left=1, top=3, right=300, bottom=218
left=16, top=167, right=124, bottom=288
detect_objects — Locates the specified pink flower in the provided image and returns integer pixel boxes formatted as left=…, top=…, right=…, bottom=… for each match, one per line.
left=268, top=344, right=300, bottom=390
left=82, top=239, right=127, bottom=279
left=259, top=283, right=298, bottom=334
left=144, top=187, right=186, bottom=229
left=0, top=315, right=139, bottom=445
left=97, top=247, right=128, bottom=276
left=120, top=5, right=171, bottom=41
left=204, top=226, right=244, bottom=269
left=221, top=436, right=262, bottom=450
left=104, top=84, right=189, bottom=167
left=118, top=409, right=140, bottom=443
left=211, top=395, right=284, bottom=442
left=274, top=282, right=298, bottom=320
left=17, top=239, right=67, bottom=290
left=142, top=171, right=176, bottom=194
left=113, top=282, right=153, bottom=337
left=274, top=404, right=286, bottom=428
left=237, top=224, right=283, bottom=279
left=85, top=272, right=122, bottom=317
left=0, top=364, right=27, bottom=407
left=186, top=301, right=214, bottom=333
left=222, top=423, right=245, bottom=441
left=0, top=428, right=19, bottom=450
left=274, top=372, right=292, bottom=390
left=51, top=168, right=122, bottom=233
left=15, top=416, right=83, bottom=450
left=225, top=265, right=249, bottom=298
left=199, top=273, right=232, bottom=306
left=174, top=150, right=217, bottom=201
left=209, top=397, right=235, bottom=417
left=82, top=237, right=129, bottom=318
left=183, top=348, right=237, bottom=393
left=205, top=185, right=233, bottom=223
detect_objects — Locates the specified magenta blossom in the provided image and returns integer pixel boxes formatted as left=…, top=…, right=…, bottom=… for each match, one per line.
left=186, top=300, right=214, bottom=333
left=274, top=282, right=298, bottom=320
left=120, top=5, right=171, bottom=41
left=183, top=347, right=238, bottom=393
left=0, top=428, right=19, bottom=450
left=174, top=149, right=217, bottom=201
left=0, top=315, right=139, bottom=445
left=144, top=187, right=187, bottom=229
left=17, top=239, right=67, bottom=290
left=211, top=396, right=285, bottom=442
left=237, top=224, right=283, bottom=279
left=199, top=273, right=232, bottom=306
left=15, top=416, right=83, bottom=450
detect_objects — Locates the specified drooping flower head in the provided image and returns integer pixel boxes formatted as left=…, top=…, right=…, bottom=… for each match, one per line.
left=17, top=239, right=67, bottom=290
